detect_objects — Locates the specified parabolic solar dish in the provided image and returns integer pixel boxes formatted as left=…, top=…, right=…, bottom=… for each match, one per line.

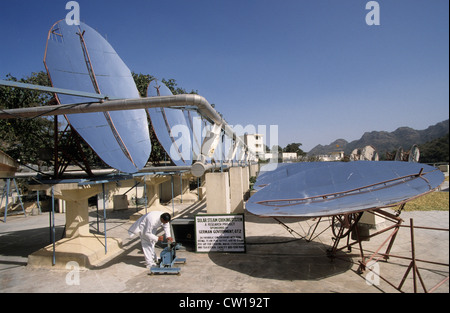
left=44, top=20, right=151, bottom=173
left=183, top=110, right=221, bottom=163
left=184, top=110, right=202, bottom=162
left=254, top=162, right=331, bottom=191
left=147, top=79, right=192, bottom=166
left=246, top=161, right=445, bottom=218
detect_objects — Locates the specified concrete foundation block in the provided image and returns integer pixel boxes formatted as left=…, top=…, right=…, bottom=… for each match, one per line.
left=359, top=210, right=385, bottom=229
left=27, top=235, right=123, bottom=269
left=205, top=172, right=231, bottom=214
left=113, top=195, right=128, bottom=211
left=229, top=167, right=244, bottom=213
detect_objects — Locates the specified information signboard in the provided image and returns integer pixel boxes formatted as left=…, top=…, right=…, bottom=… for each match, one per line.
left=195, top=214, right=246, bottom=253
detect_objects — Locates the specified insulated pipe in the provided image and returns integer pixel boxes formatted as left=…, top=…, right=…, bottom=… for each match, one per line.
left=0, top=80, right=258, bottom=172
left=2, top=94, right=213, bottom=121
left=0, top=94, right=257, bottom=176
left=0, top=94, right=251, bottom=151
left=0, top=94, right=192, bottom=117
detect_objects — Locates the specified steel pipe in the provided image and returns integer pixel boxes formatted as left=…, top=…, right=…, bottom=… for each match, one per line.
left=1, top=82, right=258, bottom=176
left=0, top=94, right=254, bottom=156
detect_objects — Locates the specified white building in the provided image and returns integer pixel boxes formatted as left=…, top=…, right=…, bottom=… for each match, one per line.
left=242, top=134, right=265, bottom=157
left=261, top=152, right=298, bottom=162
left=282, top=152, right=298, bottom=162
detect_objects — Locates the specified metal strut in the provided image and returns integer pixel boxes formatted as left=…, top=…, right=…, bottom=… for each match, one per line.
left=273, top=218, right=305, bottom=240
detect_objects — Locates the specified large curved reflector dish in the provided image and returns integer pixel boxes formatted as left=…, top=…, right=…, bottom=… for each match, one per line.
left=254, top=162, right=331, bottom=191
left=44, top=21, right=151, bottom=173
left=247, top=161, right=445, bottom=218
left=184, top=110, right=202, bottom=161
left=147, top=79, right=192, bottom=166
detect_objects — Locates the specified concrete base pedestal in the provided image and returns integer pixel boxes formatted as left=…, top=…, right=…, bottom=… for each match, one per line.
left=129, top=176, right=177, bottom=221
left=229, top=167, right=244, bottom=213
left=205, top=172, right=231, bottom=214
left=27, top=183, right=123, bottom=269
left=354, top=210, right=389, bottom=241
left=359, top=210, right=386, bottom=229
left=27, top=235, right=123, bottom=269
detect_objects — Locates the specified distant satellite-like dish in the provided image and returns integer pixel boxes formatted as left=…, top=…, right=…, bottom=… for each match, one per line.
left=350, top=149, right=360, bottom=161
left=247, top=161, right=444, bottom=218
left=361, top=145, right=379, bottom=161
left=394, top=147, right=404, bottom=161
left=408, top=144, right=420, bottom=163
left=147, top=79, right=192, bottom=166
left=44, top=21, right=151, bottom=173
left=350, top=145, right=378, bottom=161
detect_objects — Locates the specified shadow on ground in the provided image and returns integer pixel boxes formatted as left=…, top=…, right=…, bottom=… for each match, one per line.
left=208, top=235, right=353, bottom=281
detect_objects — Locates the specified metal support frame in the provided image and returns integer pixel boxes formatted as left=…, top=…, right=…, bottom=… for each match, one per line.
left=319, top=207, right=449, bottom=293
left=1, top=178, right=26, bottom=222
left=0, top=79, right=116, bottom=100
left=171, top=175, right=175, bottom=216
left=36, top=190, right=42, bottom=214
left=122, top=179, right=142, bottom=211
left=273, top=218, right=305, bottom=240
left=54, top=122, right=94, bottom=178
left=50, top=186, right=56, bottom=266
left=275, top=206, right=449, bottom=293
left=102, top=183, right=107, bottom=254
left=325, top=208, right=403, bottom=263
left=359, top=219, right=449, bottom=293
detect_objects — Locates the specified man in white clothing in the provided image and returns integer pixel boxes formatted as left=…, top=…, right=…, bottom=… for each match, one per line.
left=128, top=211, right=173, bottom=268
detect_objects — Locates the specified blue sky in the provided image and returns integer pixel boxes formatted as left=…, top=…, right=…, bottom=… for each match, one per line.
left=1, top=0, right=448, bottom=152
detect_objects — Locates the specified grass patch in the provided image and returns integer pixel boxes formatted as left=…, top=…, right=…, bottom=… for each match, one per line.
left=403, top=191, right=449, bottom=211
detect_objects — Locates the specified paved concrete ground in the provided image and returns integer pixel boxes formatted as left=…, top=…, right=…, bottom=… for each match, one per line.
left=1, top=195, right=448, bottom=294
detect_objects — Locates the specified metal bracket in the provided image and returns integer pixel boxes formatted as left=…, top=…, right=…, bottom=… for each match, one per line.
left=201, top=123, right=222, bottom=159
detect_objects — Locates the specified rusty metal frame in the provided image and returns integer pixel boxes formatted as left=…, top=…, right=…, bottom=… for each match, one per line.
left=324, top=208, right=449, bottom=293
left=324, top=208, right=404, bottom=269
left=284, top=203, right=449, bottom=293
left=54, top=122, right=94, bottom=178
left=359, top=218, right=449, bottom=293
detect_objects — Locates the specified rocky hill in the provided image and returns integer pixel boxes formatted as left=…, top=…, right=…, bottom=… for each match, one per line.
left=308, top=119, right=449, bottom=157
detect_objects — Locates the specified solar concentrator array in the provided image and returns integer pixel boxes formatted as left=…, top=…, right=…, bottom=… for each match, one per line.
left=43, top=21, right=238, bottom=172
left=42, top=20, right=443, bottom=221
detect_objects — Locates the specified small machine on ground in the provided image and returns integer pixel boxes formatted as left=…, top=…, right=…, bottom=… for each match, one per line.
left=149, top=242, right=186, bottom=275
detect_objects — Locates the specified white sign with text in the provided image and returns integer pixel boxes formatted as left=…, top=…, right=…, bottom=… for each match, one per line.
left=195, top=214, right=246, bottom=253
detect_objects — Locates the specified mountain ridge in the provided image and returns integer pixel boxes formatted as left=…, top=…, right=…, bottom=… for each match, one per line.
left=307, top=119, right=449, bottom=156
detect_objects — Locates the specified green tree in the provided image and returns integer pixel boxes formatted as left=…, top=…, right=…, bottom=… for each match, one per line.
left=283, top=142, right=306, bottom=157
left=419, top=133, right=449, bottom=163
left=0, top=72, right=54, bottom=165
left=162, top=78, right=198, bottom=95
left=132, top=72, right=155, bottom=97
